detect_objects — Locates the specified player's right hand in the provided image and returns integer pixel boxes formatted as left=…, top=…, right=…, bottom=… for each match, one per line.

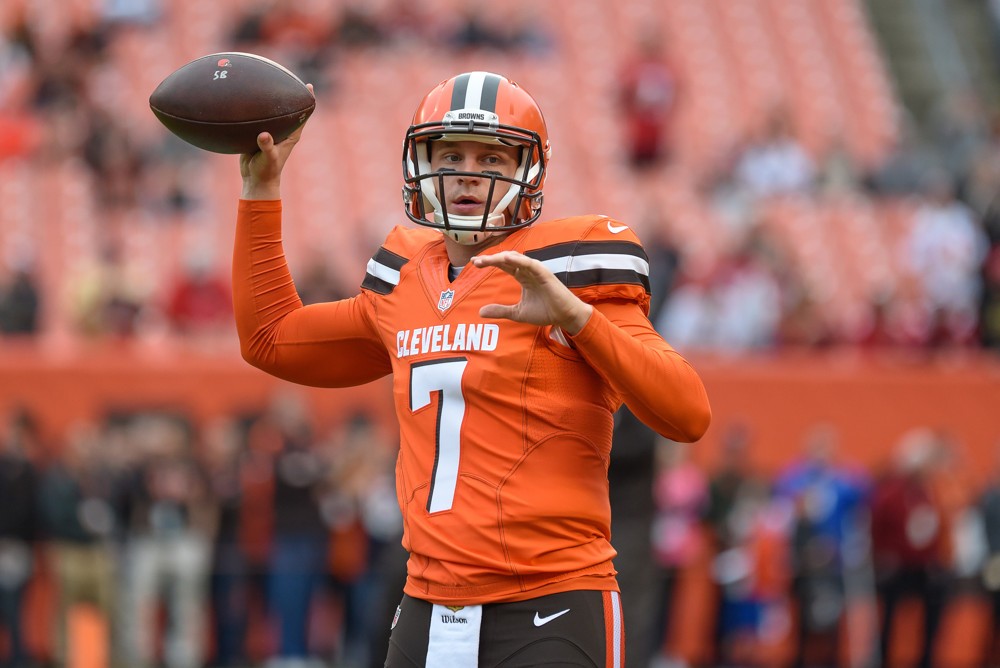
left=240, top=83, right=313, bottom=200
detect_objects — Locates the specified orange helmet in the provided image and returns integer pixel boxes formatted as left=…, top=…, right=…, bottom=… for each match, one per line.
left=402, top=72, right=551, bottom=244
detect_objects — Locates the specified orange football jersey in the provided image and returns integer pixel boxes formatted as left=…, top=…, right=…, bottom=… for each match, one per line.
left=233, top=200, right=710, bottom=605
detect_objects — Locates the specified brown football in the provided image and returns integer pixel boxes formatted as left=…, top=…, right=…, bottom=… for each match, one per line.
left=149, top=52, right=315, bottom=154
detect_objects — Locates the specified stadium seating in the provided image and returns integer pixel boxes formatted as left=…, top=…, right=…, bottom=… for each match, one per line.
left=2, top=0, right=907, bottom=342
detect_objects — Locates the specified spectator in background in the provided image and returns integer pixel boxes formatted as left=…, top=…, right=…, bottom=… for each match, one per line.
left=870, top=428, right=952, bottom=668
left=295, top=254, right=350, bottom=306
left=0, top=408, right=41, bottom=668
left=141, top=134, right=204, bottom=218
left=710, top=231, right=783, bottom=350
left=608, top=233, right=684, bottom=668
left=712, top=475, right=790, bottom=668
left=232, top=3, right=334, bottom=94
left=654, top=259, right=716, bottom=351
left=246, top=390, right=328, bottom=668
left=258, top=4, right=332, bottom=56
left=0, top=14, right=35, bottom=116
left=864, top=114, right=938, bottom=197
left=774, top=424, right=870, bottom=668
left=964, top=141, right=1000, bottom=344
left=0, top=112, right=41, bottom=162
left=655, top=229, right=782, bottom=352
left=773, top=247, right=834, bottom=348
left=979, top=193, right=1000, bottom=350
left=928, top=88, right=989, bottom=197
left=229, top=2, right=270, bottom=47
left=445, top=5, right=510, bottom=52
left=734, top=110, right=816, bottom=198
left=982, top=246, right=1000, bottom=350
left=500, top=5, right=555, bottom=56
left=642, top=219, right=683, bottom=320
left=704, top=424, right=769, bottom=667
left=164, top=250, right=232, bottom=336
left=957, top=135, right=1000, bottom=221
left=358, top=430, right=407, bottom=668
left=619, top=30, right=679, bottom=170
left=119, top=414, right=215, bottom=668
left=904, top=170, right=989, bottom=346
left=608, top=407, right=662, bottom=668
left=39, top=420, right=120, bottom=667
left=201, top=416, right=252, bottom=668
left=320, top=411, right=399, bottom=668
left=649, top=439, right=709, bottom=667
left=818, top=137, right=862, bottom=199
left=0, top=12, right=40, bottom=161
left=68, top=246, right=153, bottom=339
left=978, top=438, right=1000, bottom=667
left=100, top=0, right=163, bottom=29
left=380, top=0, right=435, bottom=48
left=334, top=2, right=386, bottom=50
left=0, top=260, right=40, bottom=335
left=81, top=107, right=150, bottom=212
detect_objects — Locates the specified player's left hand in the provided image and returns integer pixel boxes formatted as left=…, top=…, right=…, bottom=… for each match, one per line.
left=472, top=250, right=593, bottom=335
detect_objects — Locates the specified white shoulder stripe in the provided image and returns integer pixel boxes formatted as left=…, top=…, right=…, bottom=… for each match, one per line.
left=367, top=258, right=401, bottom=285
left=539, top=253, right=649, bottom=276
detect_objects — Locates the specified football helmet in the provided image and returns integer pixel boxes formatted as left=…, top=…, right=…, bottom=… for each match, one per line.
left=402, top=72, right=551, bottom=244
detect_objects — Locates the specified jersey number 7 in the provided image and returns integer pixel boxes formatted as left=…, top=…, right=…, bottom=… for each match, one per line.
left=410, top=358, right=469, bottom=513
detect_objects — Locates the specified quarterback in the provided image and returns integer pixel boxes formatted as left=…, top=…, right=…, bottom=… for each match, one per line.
left=234, top=71, right=711, bottom=666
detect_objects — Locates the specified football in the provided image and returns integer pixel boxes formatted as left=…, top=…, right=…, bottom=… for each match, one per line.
left=149, top=52, right=315, bottom=154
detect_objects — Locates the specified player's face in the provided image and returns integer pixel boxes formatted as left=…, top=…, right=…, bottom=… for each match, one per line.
left=428, top=140, right=522, bottom=220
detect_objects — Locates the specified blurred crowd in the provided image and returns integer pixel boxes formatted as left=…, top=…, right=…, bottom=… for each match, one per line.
left=0, top=1, right=998, bottom=353
left=5, top=401, right=1000, bottom=668
left=639, top=423, right=1000, bottom=668
left=648, top=93, right=1000, bottom=353
left=2, top=2, right=1000, bottom=668
left=0, top=393, right=403, bottom=668
left=0, top=0, right=554, bottom=342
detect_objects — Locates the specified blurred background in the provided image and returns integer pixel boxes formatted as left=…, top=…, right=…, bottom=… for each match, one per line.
left=1, top=0, right=1000, bottom=667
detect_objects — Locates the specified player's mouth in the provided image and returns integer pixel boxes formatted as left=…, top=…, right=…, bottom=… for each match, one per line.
left=449, top=195, right=484, bottom=215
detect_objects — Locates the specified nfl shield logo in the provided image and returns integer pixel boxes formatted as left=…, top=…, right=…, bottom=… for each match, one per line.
left=438, top=289, right=455, bottom=312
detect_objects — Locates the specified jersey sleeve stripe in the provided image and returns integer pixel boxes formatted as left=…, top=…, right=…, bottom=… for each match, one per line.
left=361, top=247, right=408, bottom=294
left=361, top=273, right=396, bottom=295
left=536, top=252, right=650, bottom=276
left=526, top=240, right=648, bottom=263
left=526, top=241, right=651, bottom=292
left=555, top=267, right=651, bottom=292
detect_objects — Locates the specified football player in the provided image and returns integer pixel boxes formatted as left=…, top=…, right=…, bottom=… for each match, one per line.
left=234, top=71, right=711, bottom=667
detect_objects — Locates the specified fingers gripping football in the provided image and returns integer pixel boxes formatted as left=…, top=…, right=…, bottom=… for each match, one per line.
left=240, top=84, right=313, bottom=200
left=471, top=251, right=593, bottom=335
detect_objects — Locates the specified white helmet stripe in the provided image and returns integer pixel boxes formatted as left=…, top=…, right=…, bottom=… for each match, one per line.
left=450, top=71, right=502, bottom=112
left=465, top=72, right=486, bottom=110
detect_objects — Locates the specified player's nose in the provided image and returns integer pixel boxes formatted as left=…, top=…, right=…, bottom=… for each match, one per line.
left=454, top=165, right=482, bottom=183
